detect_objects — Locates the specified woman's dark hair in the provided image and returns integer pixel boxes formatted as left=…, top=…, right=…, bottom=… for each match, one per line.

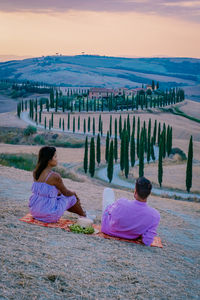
left=135, top=177, right=152, bottom=199
left=33, top=146, right=56, bottom=180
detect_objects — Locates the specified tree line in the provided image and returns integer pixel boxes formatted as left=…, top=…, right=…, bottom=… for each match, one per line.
left=17, top=85, right=185, bottom=118
left=83, top=117, right=194, bottom=193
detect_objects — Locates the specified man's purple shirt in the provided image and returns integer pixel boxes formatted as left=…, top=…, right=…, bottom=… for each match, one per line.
left=101, top=198, right=160, bottom=246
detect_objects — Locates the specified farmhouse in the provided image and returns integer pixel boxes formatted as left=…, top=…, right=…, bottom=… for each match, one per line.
left=88, top=85, right=151, bottom=99
left=88, top=88, right=114, bottom=99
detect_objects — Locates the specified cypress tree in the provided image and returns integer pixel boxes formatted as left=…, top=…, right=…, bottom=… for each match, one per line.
left=150, top=136, right=155, bottom=161
left=73, top=117, right=75, bottom=133
left=167, top=125, right=170, bottom=156
left=114, top=135, right=118, bottom=162
left=55, top=90, right=58, bottom=112
left=51, top=113, right=54, bottom=128
left=123, top=118, right=127, bottom=132
left=44, top=116, right=47, bottom=130
left=93, top=117, right=95, bottom=136
left=120, top=130, right=125, bottom=173
left=39, top=111, right=41, bottom=123
left=39, top=99, right=42, bottom=112
left=101, top=99, right=104, bottom=112
left=139, top=129, right=144, bottom=177
left=101, top=120, right=103, bottom=136
left=158, top=136, right=163, bottom=187
left=109, top=115, right=112, bottom=137
left=162, top=123, right=166, bottom=158
left=89, top=137, right=95, bottom=177
left=131, top=94, right=134, bottom=110
left=158, top=122, right=161, bottom=145
left=98, top=114, right=101, bottom=132
left=152, top=80, right=155, bottom=90
left=67, top=113, right=70, bottom=131
left=17, top=103, right=21, bottom=118
left=153, top=119, right=157, bottom=145
left=124, top=131, right=129, bottom=178
left=127, top=114, right=130, bottom=141
left=105, top=131, right=110, bottom=163
left=62, top=118, right=65, bottom=131
left=167, top=125, right=173, bottom=156
left=115, top=118, right=117, bottom=138
left=186, top=136, right=193, bottom=192
left=94, top=99, right=96, bottom=112
left=79, top=99, right=81, bottom=112
left=49, top=119, right=51, bottom=130
left=143, top=121, right=147, bottom=153
left=130, top=130, right=135, bottom=167
left=46, top=98, right=49, bottom=112
left=83, top=136, right=88, bottom=173
left=169, top=127, right=173, bottom=155
left=83, top=119, right=86, bottom=134
left=86, top=97, right=89, bottom=112
left=62, top=98, right=65, bottom=112
left=107, top=140, right=114, bottom=183
left=96, top=133, right=101, bottom=166
left=147, top=118, right=151, bottom=163
left=59, top=118, right=61, bottom=129
left=88, top=116, right=90, bottom=132
left=137, top=117, right=140, bottom=158
left=132, top=116, right=135, bottom=138
left=78, top=116, right=80, bottom=131
left=119, top=115, right=122, bottom=138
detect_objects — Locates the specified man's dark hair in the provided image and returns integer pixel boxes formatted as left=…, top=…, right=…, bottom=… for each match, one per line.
left=135, top=177, right=152, bottom=199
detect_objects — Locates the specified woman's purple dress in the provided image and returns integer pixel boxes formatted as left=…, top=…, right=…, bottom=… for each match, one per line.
left=29, top=171, right=77, bottom=223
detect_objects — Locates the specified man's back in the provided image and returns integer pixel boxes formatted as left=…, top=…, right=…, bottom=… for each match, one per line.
left=101, top=198, right=160, bottom=246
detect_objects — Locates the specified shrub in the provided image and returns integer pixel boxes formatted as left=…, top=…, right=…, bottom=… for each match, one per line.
left=170, top=148, right=187, bottom=160
left=50, top=140, right=84, bottom=148
left=0, top=153, right=37, bottom=171
left=34, top=135, right=45, bottom=145
left=24, top=125, right=37, bottom=136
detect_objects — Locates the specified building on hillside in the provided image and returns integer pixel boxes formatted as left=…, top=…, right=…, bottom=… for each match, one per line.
left=88, top=88, right=114, bottom=99
left=131, top=87, right=145, bottom=94
left=114, top=88, right=134, bottom=97
left=88, top=86, right=148, bottom=100
left=146, top=84, right=152, bottom=90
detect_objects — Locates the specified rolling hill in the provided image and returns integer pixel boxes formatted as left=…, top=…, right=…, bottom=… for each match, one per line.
left=0, top=55, right=199, bottom=101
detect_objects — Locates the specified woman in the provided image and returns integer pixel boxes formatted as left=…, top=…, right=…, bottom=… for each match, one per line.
left=29, top=146, right=86, bottom=222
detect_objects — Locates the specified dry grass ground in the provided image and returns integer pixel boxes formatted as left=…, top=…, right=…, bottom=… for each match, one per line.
left=0, top=111, right=27, bottom=128
left=0, top=165, right=200, bottom=299
left=178, top=99, right=200, bottom=119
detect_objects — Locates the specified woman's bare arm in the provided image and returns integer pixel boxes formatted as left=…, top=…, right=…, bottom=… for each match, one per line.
left=48, top=173, right=76, bottom=197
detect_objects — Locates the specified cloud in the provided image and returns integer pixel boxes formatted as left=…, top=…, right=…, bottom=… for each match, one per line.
left=0, top=0, right=199, bottom=22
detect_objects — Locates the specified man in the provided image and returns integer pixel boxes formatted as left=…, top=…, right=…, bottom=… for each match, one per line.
left=101, top=177, right=160, bottom=246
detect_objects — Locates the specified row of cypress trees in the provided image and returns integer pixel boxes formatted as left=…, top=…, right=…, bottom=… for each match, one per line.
left=84, top=130, right=193, bottom=192
left=17, top=86, right=185, bottom=118
left=83, top=116, right=173, bottom=185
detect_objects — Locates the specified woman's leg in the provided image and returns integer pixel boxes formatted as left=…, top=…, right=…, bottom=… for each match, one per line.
left=102, top=188, right=115, bottom=214
left=67, top=197, right=86, bottom=217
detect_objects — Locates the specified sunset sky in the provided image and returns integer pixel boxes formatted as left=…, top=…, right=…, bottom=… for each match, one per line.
left=0, top=0, right=200, bottom=59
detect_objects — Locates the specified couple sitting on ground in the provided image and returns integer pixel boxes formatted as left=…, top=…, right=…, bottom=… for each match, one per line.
left=29, top=146, right=160, bottom=246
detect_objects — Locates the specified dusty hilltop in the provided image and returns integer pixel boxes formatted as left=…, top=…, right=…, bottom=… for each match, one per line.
left=0, top=99, right=200, bottom=299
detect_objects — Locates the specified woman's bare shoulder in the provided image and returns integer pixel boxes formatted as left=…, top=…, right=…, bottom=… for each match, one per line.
left=50, top=171, right=62, bottom=181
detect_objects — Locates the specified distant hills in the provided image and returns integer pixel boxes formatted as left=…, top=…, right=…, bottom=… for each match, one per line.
left=0, top=55, right=199, bottom=101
